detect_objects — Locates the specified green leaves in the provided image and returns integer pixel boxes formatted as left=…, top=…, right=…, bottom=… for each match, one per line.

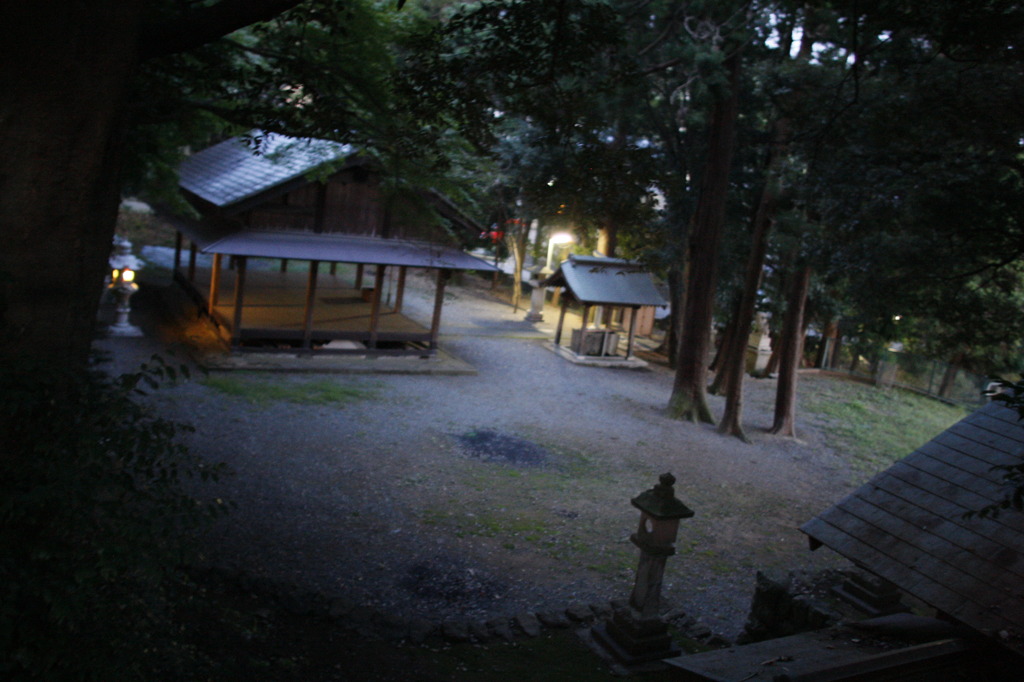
left=0, top=358, right=226, bottom=679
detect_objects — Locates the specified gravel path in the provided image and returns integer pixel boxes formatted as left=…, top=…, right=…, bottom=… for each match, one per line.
left=96, top=268, right=857, bottom=640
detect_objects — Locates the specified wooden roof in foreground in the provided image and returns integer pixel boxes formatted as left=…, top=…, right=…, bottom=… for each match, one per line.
left=801, top=401, right=1024, bottom=655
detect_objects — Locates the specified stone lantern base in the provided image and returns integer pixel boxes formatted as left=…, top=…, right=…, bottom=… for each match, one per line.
left=591, top=607, right=679, bottom=665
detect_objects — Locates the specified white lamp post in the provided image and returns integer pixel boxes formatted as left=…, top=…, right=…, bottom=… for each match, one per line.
left=542, top=231, right=574, bottom=275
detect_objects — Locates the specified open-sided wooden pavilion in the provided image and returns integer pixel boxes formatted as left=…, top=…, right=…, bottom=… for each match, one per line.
left=172, top=133, right=495, bottom=356
left=541, top=255, right=666, bottom=365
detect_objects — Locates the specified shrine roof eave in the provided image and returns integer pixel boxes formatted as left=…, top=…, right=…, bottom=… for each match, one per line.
left=542, top=255, right=667, bottom=307
left=196, top=229, right=498, bottom=272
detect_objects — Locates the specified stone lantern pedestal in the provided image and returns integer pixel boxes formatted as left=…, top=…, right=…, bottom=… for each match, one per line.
left=592, top=473, right=694, bottom=666
left=524, top=265, right=546, bottom=322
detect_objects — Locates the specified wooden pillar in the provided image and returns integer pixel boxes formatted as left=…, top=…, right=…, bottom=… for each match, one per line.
left=188, top=241, right=198, bottom=282
left=280, top=258, right=289, bottom=273
left=579, top=304, right=591, bottom=355
left=355, top=263, right=365, bottom=289
left=329, top=262, right=337, bottom=276
left=626, top=306, right=639, bottom=359
left=208, top=252, right=223, bottom=314
left=368, top=265, right=386, bottom=348
left=430, top=269, right=449, bottom=349
left=394, top=266, right=408, bottom=313
left=231, top=256, right=247, bottom=346
left=554, top=297, right=569, bottom=346
left=174, top=231, right=183, bottom=271
left=302, top=260, right=319, bottom=349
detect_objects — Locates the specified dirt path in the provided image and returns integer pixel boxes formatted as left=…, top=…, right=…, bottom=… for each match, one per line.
left=99, top=270, right=858, bottom=640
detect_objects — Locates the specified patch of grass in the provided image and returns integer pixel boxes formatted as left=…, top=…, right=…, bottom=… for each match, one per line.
left=116, top=210, right=178, bottom=248
left=803, top=378, right=968, bottom=475
left=202, top=374, right=379, bottom=406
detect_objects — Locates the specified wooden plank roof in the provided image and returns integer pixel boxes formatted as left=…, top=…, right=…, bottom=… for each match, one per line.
left=198, top=229, right=497, bottom=272
left=541, top=255, right=667, bottom=307
left=179, top=133, right=353, bottom=210
left=801, top=401, right=1024, bottom=654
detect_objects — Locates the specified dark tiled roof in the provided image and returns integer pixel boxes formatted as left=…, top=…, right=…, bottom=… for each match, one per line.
left=802, top=401, right=1024, bottom=654
left=542, top=255, right=667, bottom=307
left=179, top=133, right=352, bottom=208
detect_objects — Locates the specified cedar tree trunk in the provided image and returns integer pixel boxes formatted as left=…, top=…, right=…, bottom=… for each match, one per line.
left=718, top=118, right=788, bottom=440
left=0, top=0, right=303, bottom=373
left=667, top=51, right=740, bottom=423
left=0, top=3, right=145, bottom=371
left=768, top=265, right=811, bottom=437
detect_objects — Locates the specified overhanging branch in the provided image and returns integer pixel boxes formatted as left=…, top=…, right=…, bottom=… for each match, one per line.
left=140, top=0, right=304, bottom=60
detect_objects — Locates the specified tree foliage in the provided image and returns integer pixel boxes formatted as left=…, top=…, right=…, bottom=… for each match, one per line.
left=0, top=356, right=228, bottom=680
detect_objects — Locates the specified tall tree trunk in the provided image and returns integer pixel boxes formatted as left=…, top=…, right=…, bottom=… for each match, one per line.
left=937, top=353, right=964, bottom=398
left=667, top=51, right=741, bottom=423
left=656, top=266, right=686, bottom=367
left=506, top=220, right=529, bottom=312
left=0, top=3, right=145, bottom=372
left=708, top=303, right=737, bottom=385
left=1, top=1, right=303, bottom=374
left=717, top=121, right=785, bottom=439
left=769, top=266, right=812, bottom=437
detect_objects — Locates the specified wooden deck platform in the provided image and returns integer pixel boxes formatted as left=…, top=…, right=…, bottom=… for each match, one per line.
left=177, top=261, right=437, bottom=354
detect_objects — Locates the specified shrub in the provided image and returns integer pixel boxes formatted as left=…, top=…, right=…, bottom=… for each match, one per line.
left=0, top=356, right=227, bottom=680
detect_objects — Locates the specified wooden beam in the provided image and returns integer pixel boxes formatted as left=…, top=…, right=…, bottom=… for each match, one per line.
left=188, top=241, right=198, bottom=281
left=394, top=266, right=407, bottom=313
left=579, top=304, right=591, bottom=355
left=554, top=297, right=569, bottom=346
left=329, top=262, right=337, bottom=275
left=626, top=306, right=639, bottom=359
left=174, top=231, right=183, bottom=271
left=302, top=260, right=320, bottom=349
left=355, top=263, right=365, bottom=289
left=430, top=269, right=449, bottom=349
left=280, top=258, right=288, bottom=273
left=231, top=256, right=247, bottom=346
left=208, top=252, right=223, bottom=314
left=368, top=265, right=386, bottom=348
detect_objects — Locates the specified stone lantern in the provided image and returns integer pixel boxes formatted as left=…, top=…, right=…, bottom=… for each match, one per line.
left=593, top=472, right=694, bottom=666
left=524, top=263, right=546, bottom=322
left=107, top=236, right=144, bottom=337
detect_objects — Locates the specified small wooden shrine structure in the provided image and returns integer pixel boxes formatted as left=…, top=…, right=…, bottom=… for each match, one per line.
left=802, top=399, right=1024, bottom=657
left=666, top=400, right=1024, bottom=680
left=173, top=133, right=494, bottom=356
left=541, top=256, right=666, bottom=365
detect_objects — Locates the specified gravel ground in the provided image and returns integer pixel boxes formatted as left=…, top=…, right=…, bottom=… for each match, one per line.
left=96, top=267, right=857, bottom=641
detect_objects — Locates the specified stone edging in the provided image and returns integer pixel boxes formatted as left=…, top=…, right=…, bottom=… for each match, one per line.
left=196, top=566, right=732, bottom=649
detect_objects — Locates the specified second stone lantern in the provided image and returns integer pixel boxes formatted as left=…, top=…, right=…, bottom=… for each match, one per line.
left=594, top=472, right=694, bottom=665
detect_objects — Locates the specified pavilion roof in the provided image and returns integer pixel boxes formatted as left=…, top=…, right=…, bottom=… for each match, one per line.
left=542, top=255, right=666, bottom=307
left=174, top=218, right=495, bottom=272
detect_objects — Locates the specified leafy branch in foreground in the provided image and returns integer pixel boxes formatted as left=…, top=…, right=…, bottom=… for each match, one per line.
left=0, top=355, right=229, bottom=680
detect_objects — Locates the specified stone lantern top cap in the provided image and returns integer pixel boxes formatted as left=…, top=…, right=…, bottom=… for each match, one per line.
left=109, top=236, right=144, bottom=271
left=631, top=472, right=694, bottom=520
